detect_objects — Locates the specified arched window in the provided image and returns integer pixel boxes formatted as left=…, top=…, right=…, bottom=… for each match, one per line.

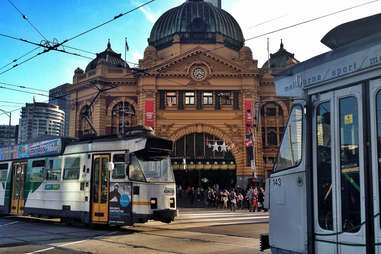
left=268, top=130, right=277, bottom=146
left=111, top=102, right=136, bottom=135
left=79, top=105, right=92, bottom=136
left=261, top=102, right=283, bottom=116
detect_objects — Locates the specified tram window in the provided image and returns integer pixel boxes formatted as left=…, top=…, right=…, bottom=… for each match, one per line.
left=32, top=160, right=45, bottom=168
left=0, top=164, right=8, bottom=181
left=316, top=102, right=333, bottom=230
left=63, top=157, right=80, bottom=180
left=46, top=159, right=62, bottom=181
left=113, top=154, right=125, bottom=163
left=112, top=154, right=126, bottom=179
left=339, top=96, right=361, bottom=233
left=274, top=105, right=303, bottom=171
left=30, top=160, right=45, bottom=182
left=128, top=155, right=145, bottom=181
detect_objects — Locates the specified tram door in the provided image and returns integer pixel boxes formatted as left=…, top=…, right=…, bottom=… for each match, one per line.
left=370, top=78, right=381, bottom=254
left=10, top=161, right=27, bottom=215
left=91, top=155, right=110, bottom=223
left=313, top=85, right=366, bottom=254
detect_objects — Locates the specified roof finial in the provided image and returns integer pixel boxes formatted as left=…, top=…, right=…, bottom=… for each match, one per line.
left=107, top=39, right=111, bottom=49
left=280, top=39, right=284, bottom=49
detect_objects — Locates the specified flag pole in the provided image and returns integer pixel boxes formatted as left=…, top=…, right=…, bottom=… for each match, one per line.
left=125, top=37, right=127, bottom=64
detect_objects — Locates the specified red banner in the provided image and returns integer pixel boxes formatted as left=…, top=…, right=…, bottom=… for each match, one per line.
left=145, top=100, right=154, bottom=128
left=245, top=100, right=254, bottom=135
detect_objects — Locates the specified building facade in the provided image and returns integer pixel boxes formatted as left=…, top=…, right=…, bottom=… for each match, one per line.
left=0, top=125, right=18, bottom=147
left=49, top=83, right=72, bottom=136
left=18, top=103, right=65, bottom=144
left=68, top=0, right=297, bottom=188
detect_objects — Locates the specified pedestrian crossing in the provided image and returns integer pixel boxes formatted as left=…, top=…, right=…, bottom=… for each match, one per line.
left=140, top=208, right=269, bottom=229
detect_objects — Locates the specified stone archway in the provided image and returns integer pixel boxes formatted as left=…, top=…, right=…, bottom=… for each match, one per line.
left=169, top=123, right=241, bottom=162
left=168, top=124, right=244, bottom=190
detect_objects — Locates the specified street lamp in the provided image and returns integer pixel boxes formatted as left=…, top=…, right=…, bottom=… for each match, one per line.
left=0, top=109, right=12, bottom=147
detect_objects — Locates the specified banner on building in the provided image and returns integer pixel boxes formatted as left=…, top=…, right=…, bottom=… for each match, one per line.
left=245, top=100, right=254, bottom=135
left=145, top=100, right=155, bottom=128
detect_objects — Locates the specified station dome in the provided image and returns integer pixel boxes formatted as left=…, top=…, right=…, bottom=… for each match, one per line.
left=148, top=0, right=245, bottom=51
left=262, top=41, right=299, bottom=69
left=85, top=40, right=129, bottom=72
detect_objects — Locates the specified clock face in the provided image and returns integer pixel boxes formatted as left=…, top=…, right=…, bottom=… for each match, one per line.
left=193, top=68, right=206, bottom=80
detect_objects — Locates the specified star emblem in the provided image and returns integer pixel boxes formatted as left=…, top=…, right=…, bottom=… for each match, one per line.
left=212, top=142, right=219, bottom=152
left=220, top=142, right=228, bottom=152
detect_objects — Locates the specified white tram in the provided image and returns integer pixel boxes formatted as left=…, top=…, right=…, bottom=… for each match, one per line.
left=0, top=126, right=177, bottom=225
left=262, top=13, right=381, bottom=254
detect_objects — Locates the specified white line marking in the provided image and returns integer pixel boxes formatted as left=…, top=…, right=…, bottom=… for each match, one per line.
left=24, top=231, right=117, bottom=254
left=25, top=240, right=87, bottom=254
left=0, top=221, right=18, bottom=227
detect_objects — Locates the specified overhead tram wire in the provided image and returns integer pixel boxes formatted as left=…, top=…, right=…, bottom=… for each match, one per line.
left=7, top=0, right=48, bottom=41
left=185, top=0, right=381, bottom=57
left=0, top=81, right=49, bottom=93
left=0, top=0, right=155, bottom=76
left=0, top=86, right=49, bottom=97
left=245, top=0, right=380, bottom=41
left=0, top=46, right=40, bottom=71
left=0, top=69, right=142, bottom=118
left=126, top=0, right=379, bottom=82
left=0, top=100, right=25, bottom=105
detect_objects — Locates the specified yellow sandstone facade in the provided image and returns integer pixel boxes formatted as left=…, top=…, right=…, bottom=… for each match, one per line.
left=68, top=0, right=296, bottom=188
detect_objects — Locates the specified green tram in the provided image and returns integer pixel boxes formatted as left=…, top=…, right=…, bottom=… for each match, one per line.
left=0, top=127, right=176, bottom=225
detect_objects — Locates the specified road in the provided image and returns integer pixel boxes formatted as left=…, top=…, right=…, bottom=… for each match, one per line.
left=0, top=208, right=270, bottom=254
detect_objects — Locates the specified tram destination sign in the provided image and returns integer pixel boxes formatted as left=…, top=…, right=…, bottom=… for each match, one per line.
left=0, top=139, right=62, bottom=161
left=275, top=35, right=381, bottom=97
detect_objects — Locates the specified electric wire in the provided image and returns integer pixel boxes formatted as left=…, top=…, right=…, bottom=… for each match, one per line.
left=62, top=0, right=155, bottom=45
left=0, top=100, right=26, bottom=105
left=0, top=46, right=40, bottom=71
left=0, top=0, right=155, bottom=76
left=245, top=0, right=380, bottom=41
left=0, top=50, right=44, bottom=76
left=7, top=0, right=48, bottom=41
left=0, top=86, right=49, bottom=97
left=0, top=0, right=375, bottom=118
left=0, top=81, right=49, bottom=93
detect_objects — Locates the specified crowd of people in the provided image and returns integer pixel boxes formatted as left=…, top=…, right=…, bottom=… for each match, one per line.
left=176, top=184, right=267, bottom=212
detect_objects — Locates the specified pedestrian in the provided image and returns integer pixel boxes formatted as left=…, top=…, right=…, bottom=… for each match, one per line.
left=230, top=189, right=237, bottom=212
left=222, top=190, right=228, bottom=209
left=246, top=187, right=254, bottom=212
left=253, top=187, right=259, bottom=212
left=257, top=187, right=264, bottom=212
left=237, top=192, right=243, bottom=209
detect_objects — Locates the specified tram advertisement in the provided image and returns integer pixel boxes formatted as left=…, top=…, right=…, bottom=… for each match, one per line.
left=109, top=182, right=132, bottom=224
left=0, top=139, right=61, bottom=160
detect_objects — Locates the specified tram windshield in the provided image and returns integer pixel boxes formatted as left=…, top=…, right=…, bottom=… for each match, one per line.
left=129, top=154, right=175, bottom=183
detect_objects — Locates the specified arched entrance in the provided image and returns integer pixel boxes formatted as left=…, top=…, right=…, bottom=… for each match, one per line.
left=171, top=132, right=236, bottom=189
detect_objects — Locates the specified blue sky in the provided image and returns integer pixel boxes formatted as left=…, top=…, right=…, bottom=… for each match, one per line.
left=0, top=0, right=380, bottom=125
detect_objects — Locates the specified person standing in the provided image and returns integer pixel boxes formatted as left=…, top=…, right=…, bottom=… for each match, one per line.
left=257, top=187, right=264, bottom=211
left=230, top=189, right=237, bottom=212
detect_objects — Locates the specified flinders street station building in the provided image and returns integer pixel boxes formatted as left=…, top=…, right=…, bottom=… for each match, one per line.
left=68, top=0, right=298, bottom=188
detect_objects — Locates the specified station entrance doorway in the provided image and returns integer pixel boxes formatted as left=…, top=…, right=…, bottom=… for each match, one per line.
left=171, top=133, right=236, bottom=189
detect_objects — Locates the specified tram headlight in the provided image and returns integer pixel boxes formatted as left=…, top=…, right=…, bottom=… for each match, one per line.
left=170, top=198, right=175, bottom=208
left=150, top=198, right=157, bottom=209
